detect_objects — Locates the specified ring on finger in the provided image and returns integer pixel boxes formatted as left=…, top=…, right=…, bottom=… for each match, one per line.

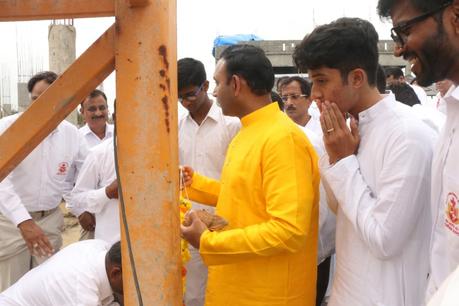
left=327, top=128, right=335, bottom=133
left=33, top=243, right=39, bottom=248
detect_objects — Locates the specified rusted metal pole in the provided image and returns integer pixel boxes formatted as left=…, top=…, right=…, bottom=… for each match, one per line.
left=115, top=0, right=181, bottom=304
left=0, top=0, right=115, bottom=21
left=0, top=25, right=115, bottom=182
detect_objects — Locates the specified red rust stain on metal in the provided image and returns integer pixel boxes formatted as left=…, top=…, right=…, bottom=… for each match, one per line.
left=162, top=95, right=170, bottom=133
left=158, top=45, right=169, bottom=70
left=159, top=69, right=166, bottom=77
left=159, top=84, right=166, bottom=91
left=166, top=78, right=171, bottom=94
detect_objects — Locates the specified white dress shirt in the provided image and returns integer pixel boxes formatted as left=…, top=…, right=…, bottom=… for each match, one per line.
left=0, top=113, right=87, bottom=226
left=79, top=123, right=114, bottom=148
left=321, top=95, right=436, bottom=306
left=0, top=240, right=117, bottom=306
left=299, top=125, right=335, bottom=264
left=408, top=83, right=428, bottom=106
left=436, top=85, right=456, bottom=115
left=307, top=102, right=323, bottom=137
left=69, top=138, right=119, bottom=244
left=427, top=87, right=459, bottom=300
left=428, top=264, right=459, bottom=306
left=179, top=102, right=240, bottom=198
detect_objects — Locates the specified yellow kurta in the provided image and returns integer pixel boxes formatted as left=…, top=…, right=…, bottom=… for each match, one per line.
left=188, top=103, right=319, bottom=306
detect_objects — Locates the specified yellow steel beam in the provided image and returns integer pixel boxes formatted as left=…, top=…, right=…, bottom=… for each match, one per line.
left=0, top=25, right=115, bottom=182
left=0, top=0, right=115, bottom=21
left=115, top=0, right=181, bottom=304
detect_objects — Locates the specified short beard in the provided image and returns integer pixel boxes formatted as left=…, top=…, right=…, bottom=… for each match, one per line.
left=415, top=23, right=453, bottom=86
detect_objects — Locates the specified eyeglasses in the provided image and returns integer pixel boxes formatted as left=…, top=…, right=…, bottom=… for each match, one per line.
left=281, top=94, right=308, bottom=102
left=391, top=1, right=452, bottom=46
left=86, top=105, right=107, bottom=112
left=178, top=84, right=205, bottom=103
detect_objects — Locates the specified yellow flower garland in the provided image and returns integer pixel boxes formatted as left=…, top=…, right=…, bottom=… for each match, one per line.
left=179, top=195, right=192, bottom=298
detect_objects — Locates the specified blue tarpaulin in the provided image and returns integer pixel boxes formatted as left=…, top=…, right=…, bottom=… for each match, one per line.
left=212, top=34, right=262, bottom=57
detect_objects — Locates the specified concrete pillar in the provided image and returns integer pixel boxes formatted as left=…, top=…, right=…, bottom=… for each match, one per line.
left=17, top=82, right=29, bottom=112
left=48, top=23, right=78, bottom=125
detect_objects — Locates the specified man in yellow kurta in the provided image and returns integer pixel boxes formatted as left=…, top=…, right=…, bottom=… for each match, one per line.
left=180, top=44, right=319, bottom=306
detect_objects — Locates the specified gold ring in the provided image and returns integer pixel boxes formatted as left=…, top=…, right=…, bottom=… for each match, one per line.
left=327, top=128, right=335, bottom=133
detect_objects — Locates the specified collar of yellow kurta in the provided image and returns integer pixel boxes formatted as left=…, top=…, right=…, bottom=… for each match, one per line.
left=240, top=102, right=279, bottom=127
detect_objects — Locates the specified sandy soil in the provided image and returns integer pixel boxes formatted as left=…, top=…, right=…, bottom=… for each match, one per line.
left=60, top=203, right=81, bottom=247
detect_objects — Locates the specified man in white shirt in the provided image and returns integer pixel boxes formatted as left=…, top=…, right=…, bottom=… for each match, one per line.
left=0, top=71, right=88, bottom=291
left=177, top=57, right=240, bottom=306
left=279, top=76, right=335, bottom=306
left=376, top=0, right=459, bottom=301
left=69, top=138, right=120, bottom=245
left=74, top=89, right=114, bottom=240
left=293, top=18, right=436, bottom=305
left=79, top=89, right=114, bottom=148
left=0, top=240, right=122, bottom=305
left=279, top=76, right=322, bottom=136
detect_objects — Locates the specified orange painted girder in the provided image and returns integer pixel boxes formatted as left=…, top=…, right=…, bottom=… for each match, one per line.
left=127, top=0, right=150, bottom=7
left=0, top=25, right=115, bottom=182
left=115, top=0, right=181, bottom=304
left=0, top=0, right=115, bottom=21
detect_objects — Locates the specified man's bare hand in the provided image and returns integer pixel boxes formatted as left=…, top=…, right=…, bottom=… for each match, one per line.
left=180, top=210, right=207, bottom=249
left=320, top=101, right=360, bottom=164
left=105, top=179, right=119, bottom=199
left=78, top=211, right=95, bottom=232
left=18, top=219, right=54, bottom=257
left=180, top=166, right=194, bottom=188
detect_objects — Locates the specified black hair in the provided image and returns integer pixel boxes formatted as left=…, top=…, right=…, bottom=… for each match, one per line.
left=376, top=65, right=387, bottom=94
left=276, top=76, right=289, bottom=92
left=389, top=83, right=421, bottom=106
left=107, top=241, right=122, bottom=266
left=219, top=44, right=274, bottom=96
left=270, top=91, right=284, bottom=111
left=27, top=71, right=58, bottom=93
left=280, top=76, right=311, bottom=96
left=293, top=18, right=379, bottom=86
left=377, top=0, right=452, bottom=18
left=385, top=66, right=404, bottom=79
left=80, top=89, right=108, bottom=108
left=177, top=58, right=206, bottom=91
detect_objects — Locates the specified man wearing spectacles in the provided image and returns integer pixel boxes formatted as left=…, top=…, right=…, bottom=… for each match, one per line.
left=177, top=58, right=240, bottom=306
left=279, top=77, right=322, bottom=136
left=377, top=0, right=459, bottom=302
left=68, top=90, right=114, bottom=242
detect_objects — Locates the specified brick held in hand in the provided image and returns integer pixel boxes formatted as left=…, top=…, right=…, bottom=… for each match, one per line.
left=183, top=210, right=228, bottom=231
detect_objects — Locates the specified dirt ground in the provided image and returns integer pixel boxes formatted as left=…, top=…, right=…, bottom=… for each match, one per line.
left=60, top=203, right=81, bottom=247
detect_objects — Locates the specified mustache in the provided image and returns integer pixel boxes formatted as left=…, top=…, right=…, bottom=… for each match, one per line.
left=91, top=115, right=106, bottom=120
left=286, top=105, right=296, bottom=111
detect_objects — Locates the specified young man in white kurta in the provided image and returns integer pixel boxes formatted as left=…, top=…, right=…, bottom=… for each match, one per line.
left=69, top=138, right=120, bottom=245
left=0, top=240, right=119, bottom=306
left=293, top=17, right=436, bottom=305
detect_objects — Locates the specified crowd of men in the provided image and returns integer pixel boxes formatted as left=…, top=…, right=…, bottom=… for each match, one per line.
left=1, top=0, right=459, bottom=305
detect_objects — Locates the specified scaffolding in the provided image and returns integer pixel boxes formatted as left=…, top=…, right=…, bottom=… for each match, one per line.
left=0, top=1, right=181, bottom=305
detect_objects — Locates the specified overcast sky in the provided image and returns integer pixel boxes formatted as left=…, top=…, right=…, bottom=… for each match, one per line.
left=0, top=0, right=393, bottom=111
